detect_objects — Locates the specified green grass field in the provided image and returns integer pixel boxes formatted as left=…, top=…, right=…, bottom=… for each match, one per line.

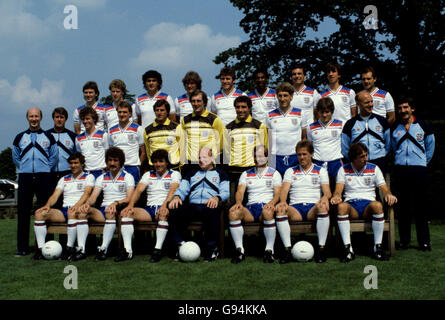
left=1, top=218, right=445, bottom=300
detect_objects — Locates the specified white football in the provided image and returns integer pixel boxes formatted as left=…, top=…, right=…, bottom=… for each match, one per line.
left=291, top=241, right=314, bottom=262
left=42, top=240, right=63, bottom=260
left=179, top=241, right=201, bottom=262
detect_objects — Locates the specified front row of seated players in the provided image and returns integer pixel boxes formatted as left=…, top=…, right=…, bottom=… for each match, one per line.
left=33, top=143, right=396, bottom=263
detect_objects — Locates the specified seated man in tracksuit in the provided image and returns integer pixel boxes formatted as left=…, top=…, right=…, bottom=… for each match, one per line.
left=168, top=146, right=229, bottom=262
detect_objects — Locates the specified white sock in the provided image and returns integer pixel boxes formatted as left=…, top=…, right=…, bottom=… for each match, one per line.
left=76, top=220, right=89, bottom=253
left=337, top=215, right=351, bottom=246
left=316, top=213, right=330, bottom=246
left=372, top=213, right=385, bottom=252
left=276, top=215, right=291, bottom=248
left=263, top=219, right=276, bottom=252
left=121, top=218, right=134, bottom=254
left=155, top=221, right=169, bottom=250
left=67, top=219, right=77, bottom=248
left=229, top=220, right=244, bottom=253
left=34, top=221, right=47, bottom=248
left=100, top=220, right=116, bottom=253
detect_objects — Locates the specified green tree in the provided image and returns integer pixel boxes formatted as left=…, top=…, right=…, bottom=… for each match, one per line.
left=215, top=0, right=444, bottom=118
left=0, top=148, right=16, bottom=181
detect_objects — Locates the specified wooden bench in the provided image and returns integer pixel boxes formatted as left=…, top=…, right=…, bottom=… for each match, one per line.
left=47, top=221, right=106, bottom=235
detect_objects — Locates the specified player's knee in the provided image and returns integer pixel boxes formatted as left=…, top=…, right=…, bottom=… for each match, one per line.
left=228, top=208, right=240, bottom=221
left=370, top=201, right=383, bottom=212
left=262, top=209, right=274, bottom=221
left=158, top=212, right=169, bottom=221
left=76, top=212, right=87, bottom=220
left=35, top=211, right=46, bottom=221
left=106, top=212, right=116, bottom=220
left=337, top=202, right=349, bottom=215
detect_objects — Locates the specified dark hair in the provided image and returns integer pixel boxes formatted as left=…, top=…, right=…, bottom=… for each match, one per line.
left=152, top=99, right=171, bottom=114
left=234, top=95, right=252, bottom=109
left=189, top=90, right=208, bottom=107
left=116, top=100, right=133, bottom=113
left=142, top=70, right=162, bottom=90
left=326, top=61, right=342, bottom=76
left=252, top=68, right=269, bottom=80
left=291, top=63, right=306, bottom=75
left=219, top=66, right=235, bottom=79
left=296, top=140, right=314, bottom=154
left=182, top=71, right=202, bottom=90
left=68, top=152, right=85, bottom=166
left=151, top=149, right=170, bottom=165
left=360, top=66, right=376, bottom=78
left=316, top=97, right=335, bottom=113
left=82, top=81, right=100, bottom=101
left=348, top=142, right=368, bottom=161
left=52, top=107, right=68, bottom=120
left=79, top=106, right=98, bottom=124
left=397, top=94, right=415, bottom=109
left=105, top=147, right=125, bottom=168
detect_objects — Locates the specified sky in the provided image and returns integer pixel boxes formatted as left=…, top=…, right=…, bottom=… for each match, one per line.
left=0, top=0, right=247, bottom=150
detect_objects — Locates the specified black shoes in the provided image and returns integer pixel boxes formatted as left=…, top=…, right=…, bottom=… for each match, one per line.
left=114, top=250, right=133, bottom=262
left=95, top=248, right=107, bottom=261
left=263, top=249, right=275, bottom=263
left=204, top=247, right=219, bottom=262
left=231, top=247, right=246, bottom=264
left=371, top=244, right=390, bottom=261
left=419, top=243, right=432, bottom=252
left=69, top=251, right=88, bottom=262
left=150, top=248, right=163, bottom=263
left=31, top=248, right=44, bottom=260
left=279, top=247, right=292, bottom=264
left=61, top=246, right=76, bottom=260
left=315, top=246, right=327, bottom=263
left=340, top=244, right=355, bottom=263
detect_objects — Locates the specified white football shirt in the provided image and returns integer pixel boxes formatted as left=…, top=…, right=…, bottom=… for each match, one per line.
left=369, top=88, right=395, bottom=118
left=95, top=169, right=135, bottom=206
left=336, top=162, right=385, bottom=202
left=266, top=107, right=304, bottom=156
left=291, top=86, right=321, bottom=127
left=139, top=170, right=181, bottom=206
left=56, top=172, right=95, bottom=207
left=238, top=166, right=281, bottom=205
left=108, top=122, right=144, bottom=166
left=248, top=88, right=279, bottom=123
left=135, top=91, right=176, bottom=128
left=73, top=102, right=106, bottom=133
left=283, top=164, right=329, bottom=204
left=306, top=119, right=343, bottom=161
left=75, top=130, right=108, bottom=171
left=210, top=88, right=246, bottom=126
left=320, top=86, right=356, bottom=122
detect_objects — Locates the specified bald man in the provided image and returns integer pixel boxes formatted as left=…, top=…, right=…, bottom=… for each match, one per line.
left=13, top=107, right=58, bottom=257
left=341, top=91, right=391, bottom=174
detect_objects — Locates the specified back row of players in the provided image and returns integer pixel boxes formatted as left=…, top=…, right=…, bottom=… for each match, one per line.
left=19, top=61, right=434, bottom=263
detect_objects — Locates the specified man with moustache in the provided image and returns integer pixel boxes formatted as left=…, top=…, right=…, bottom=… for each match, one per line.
left=12, top=107, right=58, bottom=256
left=391, top=95, right=435, bottom=251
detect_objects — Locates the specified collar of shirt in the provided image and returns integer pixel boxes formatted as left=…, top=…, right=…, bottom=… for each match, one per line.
left=235, top=115, right=253, bottom=124
left=153, top=118, right=171, bottom=127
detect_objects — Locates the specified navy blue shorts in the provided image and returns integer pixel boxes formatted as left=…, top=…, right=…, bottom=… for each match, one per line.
left=274, top=154, right=299, bottom=177
left=346, top=199, right=372, bottom=218
left=124, top=165, right=140, bottom=184
left=291, top=203, right=315, bottom=220
left=246, top=203, right=266, bottom=221
left=313, top=158, right=342, bottom=178
left=60, top=207, right=70, bottom=220
left=142, top=205, right=160, bottom=220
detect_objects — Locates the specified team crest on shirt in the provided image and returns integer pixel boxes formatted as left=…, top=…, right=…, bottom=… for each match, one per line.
left=118, top=184, right=125, bottom=193
left=374, top=125, right=382, bottom=133
left=342, top=96, right=348, bottom=103
left=42, top=141, right=48, bottom=148
left=93, top=141, right=99, bottom=148
left=304, top=97, right=310, bottom=104
left=331, top=131, right=338, bottom=138
left=267, top=101, right=273, bottom=108
left=364, top=177, right=372, bottom=186
left=292, top=119, right=298, bottom=125
left=77, top=183, right=83, bottom=190
left=128, top=135, right=135, bottom=143
left=65, top=140, right=72, bottom=146
left=416, top=132, right=424, bottom=141
left=247, top=136, right=255, bottom=144
left=166, top=137, right=174, bottom=146
left=212, top=176, right=219, bottom=183
left=312, top=177, right=319, bottom=185
left=265, top=180, right=272, bottom=188
left=164, top=182, right=171, bottom=190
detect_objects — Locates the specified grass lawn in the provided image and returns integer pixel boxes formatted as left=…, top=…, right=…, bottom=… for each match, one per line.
left=1, top=218, right=445, bottom=300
